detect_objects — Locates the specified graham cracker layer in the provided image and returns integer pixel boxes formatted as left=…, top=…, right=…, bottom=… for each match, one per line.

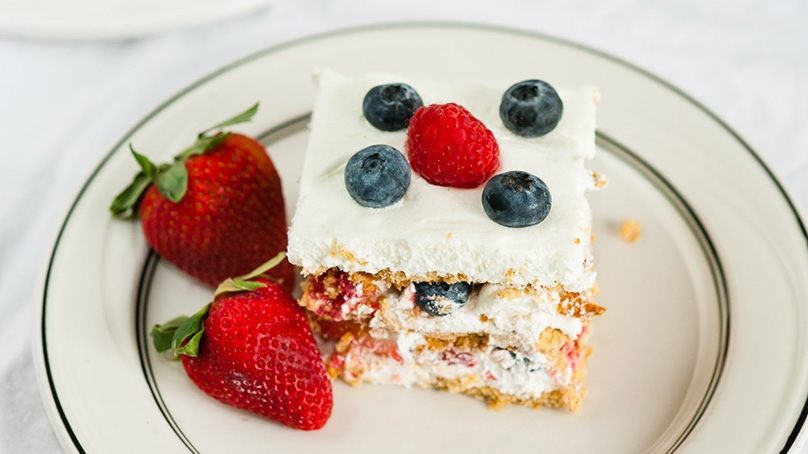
left=299, top=268, right=604, bottom=322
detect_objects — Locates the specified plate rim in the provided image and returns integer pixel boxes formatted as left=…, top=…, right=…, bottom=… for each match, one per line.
left=32, top=21, right=808, bottom=453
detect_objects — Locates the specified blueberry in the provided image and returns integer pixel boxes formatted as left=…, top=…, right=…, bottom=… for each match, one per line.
left=482, top=171, right=551, bottom=227
left=363, top=83, right=423, bottom=131
left=499, top=80, right=563, bottom=137
left=345, top=144, right=411, bottom=208
left=413, top=281, right=472, bottom=317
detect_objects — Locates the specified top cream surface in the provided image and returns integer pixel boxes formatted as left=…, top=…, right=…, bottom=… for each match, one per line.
left=287, top=69, right=600, bottom=291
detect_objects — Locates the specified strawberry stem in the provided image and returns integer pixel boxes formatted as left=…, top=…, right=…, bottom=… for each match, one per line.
left=198, top=103, right=258, bottom=138
left=174, top=132, right=231, bottom=162
left=109, top=171, right=151, bottom=219
left=154, top=161, right=189, bottom=203
left=172, top=304, right=209, bottom=357
left=213, top=252, right=286, bottom=299
left=132, top=147, right=159, bottom=180
left=110, top=103, right=260, bottom=218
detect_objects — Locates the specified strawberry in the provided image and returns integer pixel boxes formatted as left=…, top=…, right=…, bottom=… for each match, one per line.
left=152, top=254, right=333, bottom=430
left=110, top=104, right=295, bottom=291
left=406, top=102, right=500, bottom=188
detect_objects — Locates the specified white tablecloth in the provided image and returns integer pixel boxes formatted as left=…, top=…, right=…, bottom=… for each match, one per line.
left=1, top=0, right=806, bottom=452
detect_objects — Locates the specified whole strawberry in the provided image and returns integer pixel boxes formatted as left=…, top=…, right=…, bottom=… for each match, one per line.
left=110, top=104, right=295, bottom=291
left=153, top=254, right=333, bottom=430
left=406, top=102, right=500, bottom=188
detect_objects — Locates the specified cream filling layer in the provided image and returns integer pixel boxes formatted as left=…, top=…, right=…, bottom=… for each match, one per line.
left=372, top=281, right=583, bottom=352
left=341, top=330, right=567, bottom=399
left=322, top=277, right=584, bottom=353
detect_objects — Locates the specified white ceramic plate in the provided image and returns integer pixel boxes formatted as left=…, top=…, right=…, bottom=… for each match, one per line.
left=33, top=24, right=808, bottom=453
left=0, top=0, right=270, bottom=40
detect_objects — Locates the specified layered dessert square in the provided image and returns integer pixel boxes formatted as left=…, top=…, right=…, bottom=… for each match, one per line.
left=287, top=69, right=604, bottom=412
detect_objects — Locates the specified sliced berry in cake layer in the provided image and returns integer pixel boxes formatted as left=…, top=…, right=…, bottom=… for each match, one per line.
left=413, top=281, right=472, bottom=316
left=299, top=269, right=381, bottom=322
left=500, top=80, right=563, bottom=137
left=482, top=170, right=552, bottom=228
left=345, top=144, right=411, bottom=208
left=406, top=103, right=500, bottom=189
left=363, top=83, right=424, bottom=131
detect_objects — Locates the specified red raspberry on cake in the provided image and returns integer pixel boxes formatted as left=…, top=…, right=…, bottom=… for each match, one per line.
left=406, top=102, right=500, bottom=188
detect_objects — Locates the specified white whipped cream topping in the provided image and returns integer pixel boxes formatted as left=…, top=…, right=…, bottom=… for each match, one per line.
left=288, top=69, right=600, bottom=291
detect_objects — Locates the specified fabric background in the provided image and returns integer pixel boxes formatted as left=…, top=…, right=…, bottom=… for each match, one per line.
left=1, top=0, right=806, bottom=451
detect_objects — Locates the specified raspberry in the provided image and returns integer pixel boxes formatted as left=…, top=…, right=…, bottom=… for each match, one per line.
left=406, top=103, right=500, bottom=188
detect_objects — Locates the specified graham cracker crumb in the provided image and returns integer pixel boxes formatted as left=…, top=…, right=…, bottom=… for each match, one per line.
left=496, top=287, right=527, bottom=300
left=557, top=288, right=606, bottom=318
left=591, top=171, right=608, bottom=189
left=375, top=269, right=473, bottom=290
left=620, top=219, right=642, bottom=243
left=336, top=244, right=369, bottom=266
left=335, top=332, right=355, bottom=354
left=348, top=272, right=379, bottom=295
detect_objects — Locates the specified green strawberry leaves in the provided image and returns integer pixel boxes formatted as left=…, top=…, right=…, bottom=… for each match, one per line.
left=152, top=304, right=210, bottom=358
left=110, top=103, right=259, bottom=219
left=151, top=252, right=287, bottom=358
left=151, top=315, right=187, bottom=354
left=176, top=132, right=231, bottom=162
left=109, top=172, right=151, bottom=219
left=199, top=103, right=258, bottom=137
left=155, top=161, right=189, bottom=203
left=213, top=252, right=285, bottom=299
left=109, top=148, right=189, bottom=218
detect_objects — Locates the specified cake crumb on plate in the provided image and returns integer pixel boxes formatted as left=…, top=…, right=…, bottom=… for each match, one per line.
left=620, top=219, right=642, bottom=243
